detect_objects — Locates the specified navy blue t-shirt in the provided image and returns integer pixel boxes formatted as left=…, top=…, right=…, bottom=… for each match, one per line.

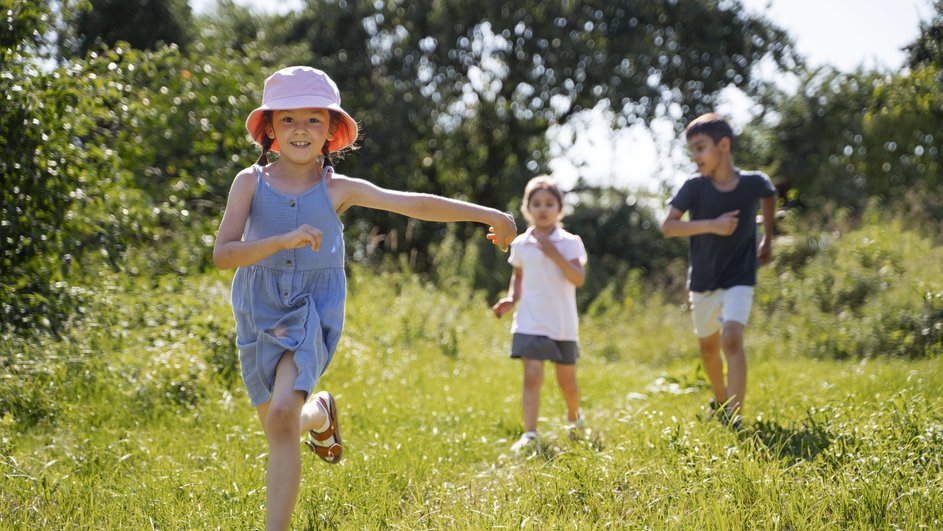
left=668, top=171, right=776, bottom=292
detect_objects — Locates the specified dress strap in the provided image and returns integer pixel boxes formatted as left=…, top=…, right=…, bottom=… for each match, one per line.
left=253, top=164, right=266, bottom=190
left=320, top=165, right=334, bottom=185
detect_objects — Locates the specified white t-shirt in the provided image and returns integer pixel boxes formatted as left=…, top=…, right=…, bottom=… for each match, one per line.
left=508, top=227, right=588, bottom=341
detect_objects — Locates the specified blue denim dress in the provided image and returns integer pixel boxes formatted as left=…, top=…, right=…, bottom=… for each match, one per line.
left=231, top=165, right=346, bottom=407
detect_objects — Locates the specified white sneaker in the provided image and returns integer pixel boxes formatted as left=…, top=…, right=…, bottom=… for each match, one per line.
left=510, top=431, right=538, bottom=453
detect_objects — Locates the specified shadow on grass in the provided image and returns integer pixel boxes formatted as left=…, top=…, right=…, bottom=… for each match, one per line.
left=742, top=416, right=834, bottom=463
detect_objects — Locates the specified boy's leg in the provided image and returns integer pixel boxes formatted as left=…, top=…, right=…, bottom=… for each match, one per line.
left=718, top=286, right=754, bottom=415
left=691, top=290, right=726, bottom=405
left=697, top=332, right=727, bottom=405
left=256, top=352, right=305, bottom=531
left=522, top=358, right=544, bottom=433
left=720, top=321, right=746, bottom=412
left=553, top=362, right=580, bottom=423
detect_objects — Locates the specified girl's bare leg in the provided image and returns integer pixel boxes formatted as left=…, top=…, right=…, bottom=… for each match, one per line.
left=554, top=363, right=580, bottom=422
left=255, top=352, right=305, bottom=531
left=522, top=358, right=544, bottom=433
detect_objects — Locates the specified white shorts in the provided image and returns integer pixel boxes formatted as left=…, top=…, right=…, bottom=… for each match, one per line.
left=689, top=286, right=755, bottom=338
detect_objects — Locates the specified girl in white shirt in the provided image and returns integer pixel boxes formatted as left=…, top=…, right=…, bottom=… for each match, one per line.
left=492, top=176, right=588, bottom=452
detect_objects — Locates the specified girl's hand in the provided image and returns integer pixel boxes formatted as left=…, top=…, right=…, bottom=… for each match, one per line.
left=485, top=212, right=517, bottom=252
left=533, top=230, right=561, bottom=258
left=282, top=224, right=324, bottom=252
left=491, top=297, right=516, bottom=318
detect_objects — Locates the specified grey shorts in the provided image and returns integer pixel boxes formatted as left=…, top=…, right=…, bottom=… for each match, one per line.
left=511, top=333, right=579, bottom=365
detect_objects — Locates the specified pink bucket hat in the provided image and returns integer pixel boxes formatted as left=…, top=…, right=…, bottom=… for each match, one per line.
left=245, top=66, right=359, bottom=153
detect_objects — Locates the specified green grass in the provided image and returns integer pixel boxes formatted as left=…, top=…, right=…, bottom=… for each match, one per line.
left=2, top=260, right=943, bottom=529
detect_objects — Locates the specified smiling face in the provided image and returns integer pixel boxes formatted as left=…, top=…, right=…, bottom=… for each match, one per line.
left=687, top=132, right=730, bottom=177
left=268, top=108, right=335, bottom=165
left=525, top=188, right=563, bottom=231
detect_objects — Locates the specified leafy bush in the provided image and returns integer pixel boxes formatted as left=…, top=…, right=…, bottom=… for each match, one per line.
left=0, top=268, right=237, bottom=438
left=755, top=210, right=943, bottom=359
left=2, top=17, right=276, bottom=334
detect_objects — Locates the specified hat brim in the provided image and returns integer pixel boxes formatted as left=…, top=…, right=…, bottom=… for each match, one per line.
left=245, top=96, right=358, bottom=154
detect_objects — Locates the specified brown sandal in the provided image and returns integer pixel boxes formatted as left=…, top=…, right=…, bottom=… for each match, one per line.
left=305, top=391, right=343, bottom=464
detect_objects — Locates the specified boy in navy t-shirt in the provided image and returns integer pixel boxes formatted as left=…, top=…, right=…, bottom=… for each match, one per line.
left=661, top=113, right=776, bottom=429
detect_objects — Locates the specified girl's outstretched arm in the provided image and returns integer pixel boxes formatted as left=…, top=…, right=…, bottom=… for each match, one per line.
left=213, top=170, right=324, bottom=270
left=329, top=175, right=516, bottom=250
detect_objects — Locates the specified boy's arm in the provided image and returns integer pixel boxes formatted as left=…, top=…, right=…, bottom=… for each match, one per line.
left=330, top=175, right=516, bottom=251
left=660, top=206, right=740, bottom=238
left=757, top=195, right=776, bottom=265
left=492, top=267, right=522, bottom=318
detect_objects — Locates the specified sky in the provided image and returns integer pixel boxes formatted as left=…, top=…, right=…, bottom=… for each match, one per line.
left=741, top=0, right=934, bottom=72
left=191, top=0, right=936, bottom=191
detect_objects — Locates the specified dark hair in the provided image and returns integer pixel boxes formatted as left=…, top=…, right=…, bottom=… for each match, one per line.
left=521, top=175, right=565, bottom=225
left=685, top=112, right=734, bottom=144
left=255, top=110, right=274, bottom=165
left=322, top=110, right=351, bottom=168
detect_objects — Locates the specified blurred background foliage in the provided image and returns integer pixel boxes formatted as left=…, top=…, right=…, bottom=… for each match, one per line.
left=2, top=0, right=943, bottom=353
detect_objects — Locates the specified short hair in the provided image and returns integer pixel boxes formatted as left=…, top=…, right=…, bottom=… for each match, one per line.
left=521, top=176, right=564, bottom=224
left=685, top=113, right=734, bottom=144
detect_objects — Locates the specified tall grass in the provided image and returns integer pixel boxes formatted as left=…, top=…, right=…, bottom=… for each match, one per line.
left=2, top=217, right=942, bottom=529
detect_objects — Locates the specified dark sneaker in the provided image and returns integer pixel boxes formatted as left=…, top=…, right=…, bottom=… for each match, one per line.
left=718, top=406, right=743, bottom=430
left=707, top=398, right=742, bottom=429
left=708, top=398, right=719, bottom=413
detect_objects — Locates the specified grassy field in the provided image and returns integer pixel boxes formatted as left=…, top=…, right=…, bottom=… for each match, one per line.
left=2, top=256, right=942, bottom=530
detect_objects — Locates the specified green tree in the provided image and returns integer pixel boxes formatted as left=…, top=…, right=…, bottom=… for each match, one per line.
left=0, top=0, right=264, bottom=333
left=737, top=0, right=943, bottom=220
left=739, top=66, right=943, bottom=219
left=905, top=0, right=943, bottom=70
left=58, top=0, right=194, bottom=58
left=270, top=0, right=795, bottom=273
left=0, top=0, right=800, bottom=333
left=565, top=183, right=688, bottom=306
left=1, top=0, right=123, bottom=332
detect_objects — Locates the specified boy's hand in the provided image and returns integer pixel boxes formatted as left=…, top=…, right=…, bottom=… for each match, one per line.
left=282, top=224, right=323, bottom=251
left=713, top=210, right=739, bottom=236
left=491, top=297, right=516, bottom=318
left=486, top=212, right=517, bottom=252
left=757, top=237, right=773, bottom=266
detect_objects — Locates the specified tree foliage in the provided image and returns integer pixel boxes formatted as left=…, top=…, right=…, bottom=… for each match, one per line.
left=565, top=183, right=688, bottom=305
left=738, top=66, right=943, bottom=218
left=737, top=1, right=943, bottom=220
left=2, top=0, right=798, bottom=331
left=1, top=0, right=103, bottom=331
left=268, top=0, right=795, bottom=271
left=58, top=0, right=194, bottom=58
left=0, top=2, right=268, bottom=332
left=906, top=0, right=943, bottom=70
